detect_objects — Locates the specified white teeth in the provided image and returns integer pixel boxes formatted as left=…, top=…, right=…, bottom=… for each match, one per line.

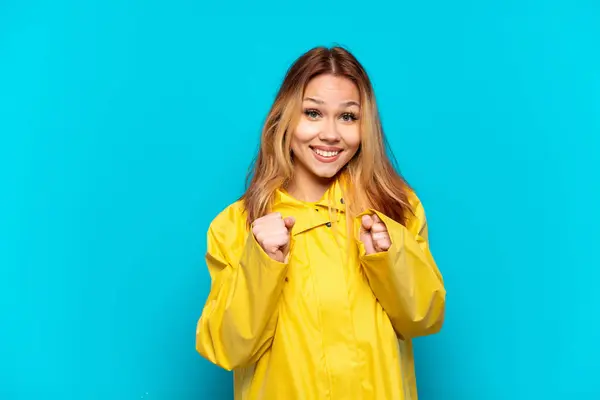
left=313, top=148, right=340, bottom=157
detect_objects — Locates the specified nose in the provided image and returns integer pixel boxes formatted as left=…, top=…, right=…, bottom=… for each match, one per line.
left=318, top=120, right=341, bottom=143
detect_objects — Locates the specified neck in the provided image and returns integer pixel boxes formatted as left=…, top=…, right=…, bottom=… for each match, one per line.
left=286, top=172, right=333, bottom=203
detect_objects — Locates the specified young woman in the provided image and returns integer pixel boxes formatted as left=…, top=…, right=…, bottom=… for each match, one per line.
left=195, top=46, right=446, bottom=400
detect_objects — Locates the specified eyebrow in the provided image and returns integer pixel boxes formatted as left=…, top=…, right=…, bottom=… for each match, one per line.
left=303, top=97, right=360, bottom=108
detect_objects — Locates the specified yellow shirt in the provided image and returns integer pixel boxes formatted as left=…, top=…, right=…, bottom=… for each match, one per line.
left=196, top=181, right=446, bottom=399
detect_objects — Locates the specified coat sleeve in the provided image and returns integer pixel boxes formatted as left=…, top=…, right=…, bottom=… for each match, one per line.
left=195, top=208, right=290, bottom=370
left=355, top=198, right=446, bottom=339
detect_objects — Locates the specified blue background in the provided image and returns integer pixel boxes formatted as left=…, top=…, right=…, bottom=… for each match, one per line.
left=1, top=1, right=599, bottom=399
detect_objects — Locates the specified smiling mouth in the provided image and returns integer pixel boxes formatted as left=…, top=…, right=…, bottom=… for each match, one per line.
left=311, top=147, right=342, bottom=158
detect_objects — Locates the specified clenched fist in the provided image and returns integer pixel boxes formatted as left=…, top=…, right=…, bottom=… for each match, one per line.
left=252, top=212, right=295, bottom=263
left=360, top=214, right=391, bottom=255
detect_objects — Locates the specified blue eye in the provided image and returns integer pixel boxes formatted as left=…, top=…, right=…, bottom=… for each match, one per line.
left=304, top=109, right=321, bottom=119
left=340, top=112, right=358, bottom=122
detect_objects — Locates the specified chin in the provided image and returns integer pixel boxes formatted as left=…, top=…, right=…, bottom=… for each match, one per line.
left=312, top=167, right=342, bottom=180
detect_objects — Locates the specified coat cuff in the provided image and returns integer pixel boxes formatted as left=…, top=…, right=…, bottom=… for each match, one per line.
left=243, top=229, right=294, bottom=269
left=354, top=208, right=403, bottom=258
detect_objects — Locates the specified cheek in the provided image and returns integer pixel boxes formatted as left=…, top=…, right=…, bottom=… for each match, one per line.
left=342, top=126, right=361, bottom=153
left=293, top=120, right=320, bottom=144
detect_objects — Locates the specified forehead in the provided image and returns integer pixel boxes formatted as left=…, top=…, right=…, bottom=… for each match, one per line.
left=303, top=74, right=359, bottom=102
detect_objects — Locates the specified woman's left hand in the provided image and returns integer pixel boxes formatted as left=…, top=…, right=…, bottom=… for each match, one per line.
left=360, top=214, right=391, bottom=255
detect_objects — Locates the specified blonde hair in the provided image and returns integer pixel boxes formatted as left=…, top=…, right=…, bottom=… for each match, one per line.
left=242, top=46, right=413, bottom=225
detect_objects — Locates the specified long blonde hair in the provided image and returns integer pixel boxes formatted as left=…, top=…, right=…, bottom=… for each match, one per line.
left=242, top=46, right=413, bottom=225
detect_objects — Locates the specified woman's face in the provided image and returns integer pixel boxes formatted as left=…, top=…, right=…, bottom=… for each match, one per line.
left=290, top=74, right=361, bottom=184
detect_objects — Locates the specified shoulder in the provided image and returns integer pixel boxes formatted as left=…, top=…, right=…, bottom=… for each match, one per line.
left=207, top=199, right=249, bottom=248
left=210, top=199, right=247, bottom=227
left=405, top=187, right=428, bottom=235
left=406, top=188, right=424, bottom=216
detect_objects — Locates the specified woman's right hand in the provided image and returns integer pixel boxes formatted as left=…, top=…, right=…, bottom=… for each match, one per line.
left=251, top=213, right=295, bottom=263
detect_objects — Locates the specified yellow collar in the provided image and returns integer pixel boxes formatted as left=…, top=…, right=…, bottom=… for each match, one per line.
left=271, top=180, right=347, bottom=235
